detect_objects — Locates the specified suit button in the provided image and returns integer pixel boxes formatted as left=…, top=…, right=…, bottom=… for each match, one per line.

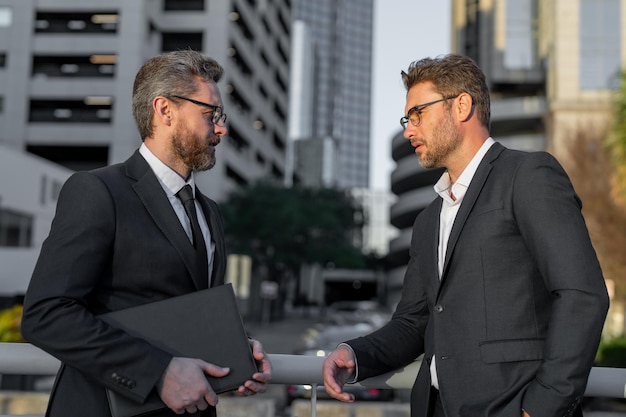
left=434, top=305, right=444, bottom=313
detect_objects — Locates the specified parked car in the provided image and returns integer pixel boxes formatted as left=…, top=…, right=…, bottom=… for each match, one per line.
left=324, top=300, right=391, bottom=328
left=286, top=322, right=395, bottom=404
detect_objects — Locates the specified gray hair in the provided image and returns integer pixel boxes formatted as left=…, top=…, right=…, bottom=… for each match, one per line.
left=132, top=50, right=224, bottom=140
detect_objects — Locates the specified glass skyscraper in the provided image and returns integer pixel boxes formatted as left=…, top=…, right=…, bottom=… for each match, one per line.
left=292, top=0, right=374, bottom=189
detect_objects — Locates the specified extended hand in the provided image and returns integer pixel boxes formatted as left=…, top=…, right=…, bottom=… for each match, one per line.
left=157, top=357, right=229, bottom=415
left=236, top=339, right=272, bottom=396
left=322, top=345, right=356, bottom=402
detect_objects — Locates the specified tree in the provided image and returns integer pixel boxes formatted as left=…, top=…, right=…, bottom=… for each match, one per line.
left=219, top=181, right=367, bottom=317
left=565, top=129, right=626, bottom=302
left=607, top=71, right=626, bottom=209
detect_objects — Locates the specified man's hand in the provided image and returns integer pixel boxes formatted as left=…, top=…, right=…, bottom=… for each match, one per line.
left=156, top=357, right=229, bottom=415
left=236, top=339, right=272, bottom=396
left=322, top=345, right=357, bottom=402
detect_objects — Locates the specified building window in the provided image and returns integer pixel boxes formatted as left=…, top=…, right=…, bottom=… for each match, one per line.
left=504, top=0, right=535, bottom=69
left=32, top=55, right=116, bottom=78
left=226, top=125, right=250, bottom=152
left=28, top=145, right=109, bottom=171
left=0, top=53, right=6, bottom=68
left=579, top=0, right=621, bottom=90
left=29, top=98, right=113, bottom=123
left=231, top=6, right=253, bottom=41
left=0, top=209, right=32, bottom=247
left=161, top=32, right=202, bottom=52
left=35, top=11, right=118, bottom=33
left=0, top=7, right=12, bottom=27
left=164, top=0, right=204, bottom=11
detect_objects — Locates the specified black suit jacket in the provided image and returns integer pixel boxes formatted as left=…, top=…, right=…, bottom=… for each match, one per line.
left=347, top=143, right=609, bottom=417
left=22, top=150, right=226, bottom=417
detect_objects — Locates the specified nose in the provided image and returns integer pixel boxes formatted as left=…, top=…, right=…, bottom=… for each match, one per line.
left=403, top=124, right=416, bottom=140
left=214, top=122, right=228, bottom=137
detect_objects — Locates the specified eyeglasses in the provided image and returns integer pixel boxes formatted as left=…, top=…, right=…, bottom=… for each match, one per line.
left=400, top=96, right=458, bottom=129
left=168, top=94, right=227, bottom=126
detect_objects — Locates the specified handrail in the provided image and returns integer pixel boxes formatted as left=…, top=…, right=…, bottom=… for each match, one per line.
left=1, top=342, right=626, bottom=415
left=0, top=343, right=420, bottom=387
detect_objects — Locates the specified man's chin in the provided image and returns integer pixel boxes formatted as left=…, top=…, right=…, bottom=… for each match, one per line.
left=196, top=159, right=216, bottom=172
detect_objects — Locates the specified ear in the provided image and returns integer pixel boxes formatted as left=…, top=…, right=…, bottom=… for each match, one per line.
left=153, top=96, right=173, bottom=126
left=456, top=92, right=474, bottom=123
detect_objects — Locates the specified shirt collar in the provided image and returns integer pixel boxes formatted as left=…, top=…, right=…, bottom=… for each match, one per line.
left=139, top=143, right=195, bottom=197
left=434, top=137, right=495, bottom=203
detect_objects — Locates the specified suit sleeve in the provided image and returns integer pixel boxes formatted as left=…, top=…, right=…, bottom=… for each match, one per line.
left=21, top=171, right=172, bottom=404
left=513, top=153, right=609, bottom=417
left=346, top=218, right=431, bottom=380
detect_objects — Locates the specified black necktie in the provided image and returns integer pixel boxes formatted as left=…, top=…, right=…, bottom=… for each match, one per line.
left=176, top=185, right=209, bottom=283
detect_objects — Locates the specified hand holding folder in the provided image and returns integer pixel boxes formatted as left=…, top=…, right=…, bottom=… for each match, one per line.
left=100, top=284, right=258, bottom=417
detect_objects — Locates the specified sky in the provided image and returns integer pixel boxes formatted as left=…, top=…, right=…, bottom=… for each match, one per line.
left=370, top=0, right=452, bottom=191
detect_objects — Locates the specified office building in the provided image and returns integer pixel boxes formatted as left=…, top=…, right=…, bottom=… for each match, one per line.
left=0, top=0, right=292, bottom=202
left=291, top=0, right=374, bottom=189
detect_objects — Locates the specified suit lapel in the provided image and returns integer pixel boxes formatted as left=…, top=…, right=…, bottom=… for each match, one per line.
left=196, top=192, right=225, bottom=288
left=416, top=199, right=443, bottom=297
left=440, top=143, right=505, bottom=284
left=125, top=151, right=206, bottom=290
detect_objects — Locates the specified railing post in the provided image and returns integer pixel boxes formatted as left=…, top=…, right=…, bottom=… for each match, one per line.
left=310, top=383, right=317, bottom=417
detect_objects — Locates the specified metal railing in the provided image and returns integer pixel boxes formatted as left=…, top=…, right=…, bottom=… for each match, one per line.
left=1, top=342, right=626, bottom=416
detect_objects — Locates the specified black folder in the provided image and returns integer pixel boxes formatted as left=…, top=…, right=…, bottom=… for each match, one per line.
left=100, top=284, right=257, bottom=417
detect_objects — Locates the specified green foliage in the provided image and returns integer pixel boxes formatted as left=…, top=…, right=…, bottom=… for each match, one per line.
left=596, top=336, right=626, bottom=368
left=220, top=181, right=367, bottom=272
left=0, top=304, right=25, bottom=343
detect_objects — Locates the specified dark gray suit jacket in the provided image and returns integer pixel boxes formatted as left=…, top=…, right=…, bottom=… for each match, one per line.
left=22, top=150, right=227, bottom=417
left=347, top=143, right=609, bottom=417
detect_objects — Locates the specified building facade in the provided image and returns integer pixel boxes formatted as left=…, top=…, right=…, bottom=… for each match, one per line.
left=0, top=0, right=292, bottom=203
left=291, top=0, right=374, bottom=189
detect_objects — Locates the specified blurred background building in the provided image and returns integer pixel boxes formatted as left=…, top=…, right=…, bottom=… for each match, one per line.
left=387, top=0, right=626, bottom=306
left=290, top=0, right=374, bottom=190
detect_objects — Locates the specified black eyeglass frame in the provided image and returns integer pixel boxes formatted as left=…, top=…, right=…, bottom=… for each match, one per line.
left=400, top=96, right=458, bottom=129
left=168, top=94, right=227, bottom=126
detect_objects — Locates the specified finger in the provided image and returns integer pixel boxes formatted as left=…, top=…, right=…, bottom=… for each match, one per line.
left=184, top=405, right=197, bottom=414
left=257, top=357, right=272, bottom=375
left=250, top=370, right=271, bottom=384
left=250, top=340, right=265, bottom=358
left=203, top=387, right=220, bottom=407
left=200, top=361, right=230, bottom=377
left=196, top=399, right=209, bottom=411
left=236, top=385, right=250, bottom=396
left=244, top=379, right=267, bottom=394
left=323, top=378, right=354, bottom=402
